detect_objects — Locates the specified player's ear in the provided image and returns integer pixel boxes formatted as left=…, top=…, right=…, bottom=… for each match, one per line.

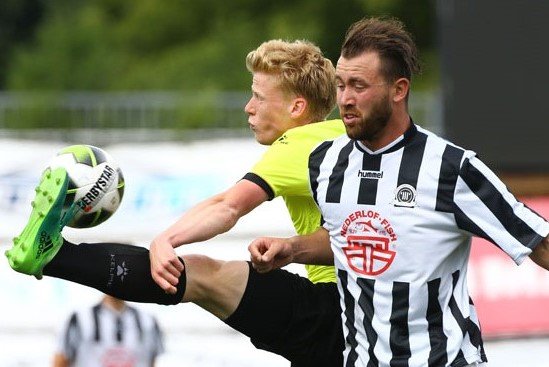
left=289, top=97, right=307, bottom=119
left=392, top=78, right=409, bottom=103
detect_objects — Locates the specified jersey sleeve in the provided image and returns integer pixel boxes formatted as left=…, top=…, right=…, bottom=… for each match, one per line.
left=248, top=129, right=313, bottom=199
left=453, top=152, right=549, bottom=264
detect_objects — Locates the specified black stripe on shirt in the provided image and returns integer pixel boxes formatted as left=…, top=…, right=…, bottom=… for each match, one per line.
left=426, top=277, right=448, bottom=367
left=448, top=271, right=467, bottom=336
left=309, top=141, right=334, bottom=206
left=92, top=304, right=101, bottom=342
left=65, top=312, right=81, bottom=363
left=448, top=271, right=474, bottom=367
left=389, top=282, right=411, bottom=367
left=465, top=297, right=486, bottom=357
left=459, top=158, right=544, bottom=249
left=242, top=172, right=275, bottom=201
left=357, top=277, right=379, bottom=367
left=447, top=271, right=485, bottom=362
left=436, top=144, right=465, bottom=213
left=115, top=316, right=123, bottom=342
left=454, top=205, right=500, bottom=249
left=327, top=140, right=354, bottom=203
left=397, top=131, right=428, bottom=189
left=358, top=153, right=382, bottom=205
left=338, top=269, right=360, bottom=366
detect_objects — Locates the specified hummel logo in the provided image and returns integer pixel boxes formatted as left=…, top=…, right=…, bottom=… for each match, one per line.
left=358, top=170, right=383, bottom=179
left=36, top=231, right=54, bottom=258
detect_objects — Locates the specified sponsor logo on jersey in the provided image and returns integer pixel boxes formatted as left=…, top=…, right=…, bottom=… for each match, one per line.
left=101, top=347, right=136, bottom=367
left=340, top=210, right=397, bottom=276
left=392, top=184, right=417, bottom=207
left=357, top=170, right=383, bottom=179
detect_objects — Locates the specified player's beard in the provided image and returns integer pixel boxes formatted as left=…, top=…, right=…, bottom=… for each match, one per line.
left=344, top=93, right=392, bottom=143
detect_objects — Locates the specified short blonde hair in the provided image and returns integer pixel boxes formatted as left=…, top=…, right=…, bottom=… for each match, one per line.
left=246, top=40, right=336, bottom=122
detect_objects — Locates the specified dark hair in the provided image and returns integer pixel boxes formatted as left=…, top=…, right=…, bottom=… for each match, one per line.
left=341, top=17, right=421, bottom=83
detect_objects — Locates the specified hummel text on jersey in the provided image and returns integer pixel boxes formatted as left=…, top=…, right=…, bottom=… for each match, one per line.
left=357, top=170, right=383, bottom=179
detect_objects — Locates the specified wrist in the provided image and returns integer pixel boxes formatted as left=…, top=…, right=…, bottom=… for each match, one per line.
left=154, top=231, right=179, bottom=248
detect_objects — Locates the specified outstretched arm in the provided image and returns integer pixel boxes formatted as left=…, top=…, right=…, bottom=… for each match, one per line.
left=529, top=235, right=549, bottom=270
left=151, top=179, right=268, bottom=293
left=249, top=227, right=333, bottom=273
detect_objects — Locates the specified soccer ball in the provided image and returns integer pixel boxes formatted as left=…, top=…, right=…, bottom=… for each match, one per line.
left=48, top=144, right=125, bottom=228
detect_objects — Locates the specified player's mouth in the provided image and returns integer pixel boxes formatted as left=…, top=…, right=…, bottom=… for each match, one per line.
left=342, top=112, right=361, bottom=126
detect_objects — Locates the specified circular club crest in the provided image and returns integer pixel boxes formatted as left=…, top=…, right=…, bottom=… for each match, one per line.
left=393, top=184, right=417, bottom=207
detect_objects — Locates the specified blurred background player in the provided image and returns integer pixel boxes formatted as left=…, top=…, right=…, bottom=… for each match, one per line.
left=53, top=294, right=164, bottom=367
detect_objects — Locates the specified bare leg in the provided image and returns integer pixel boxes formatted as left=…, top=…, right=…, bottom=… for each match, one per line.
left=181, top=255, right=249, bottom=320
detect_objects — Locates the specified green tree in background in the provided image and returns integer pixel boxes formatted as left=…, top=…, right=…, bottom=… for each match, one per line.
left=0, top=0, right=45, bottom=88
left=5, top=0, right=437, bottom=91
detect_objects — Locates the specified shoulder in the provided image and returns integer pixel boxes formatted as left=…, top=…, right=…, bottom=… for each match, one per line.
left=283, top=119, right=345, bottom=141
left=416, top=124, right=477, bottom=163
left=269, top=120, right=346, bottom=156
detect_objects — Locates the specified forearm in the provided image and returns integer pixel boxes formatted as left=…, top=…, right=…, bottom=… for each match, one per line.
left=155, top=180, right=268, bottom=249
left=530, top=235, right=549, bottom=270
left=289, top=227, right=333, bottom=265
left=156, top=195, right=240, bottom=248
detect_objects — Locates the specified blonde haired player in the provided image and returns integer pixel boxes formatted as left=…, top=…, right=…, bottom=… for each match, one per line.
left=7, top=39, right=347, bottom=366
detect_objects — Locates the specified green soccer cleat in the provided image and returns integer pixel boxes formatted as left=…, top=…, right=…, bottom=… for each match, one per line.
left=5, top=167, right=69, bottom=279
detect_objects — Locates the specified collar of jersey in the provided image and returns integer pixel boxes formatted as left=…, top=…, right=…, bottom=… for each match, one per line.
left=354, top=121, right=417, bottom=155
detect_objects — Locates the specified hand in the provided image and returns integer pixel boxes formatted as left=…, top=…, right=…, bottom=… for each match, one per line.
left=248, top=237, right=294, bottom=273
left=150, top=237, right=184, bottom=294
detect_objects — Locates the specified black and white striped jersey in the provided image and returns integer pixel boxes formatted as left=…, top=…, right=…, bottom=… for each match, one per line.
left=57, top=302, right=164, bottom=367
left=308, top=123, right=549, bottom=367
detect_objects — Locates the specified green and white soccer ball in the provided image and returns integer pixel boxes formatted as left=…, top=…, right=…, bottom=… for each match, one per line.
left=48, top=144, right=125, bottom=228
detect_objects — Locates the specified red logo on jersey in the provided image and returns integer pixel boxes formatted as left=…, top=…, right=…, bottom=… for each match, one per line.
left=343, top=234, right=395, bottom=275
left=101, top=347, right=136, bottom=367
left=340, top=211, right=397, bottom=276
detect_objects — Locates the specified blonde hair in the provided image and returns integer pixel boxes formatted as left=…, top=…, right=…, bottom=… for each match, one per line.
left=246, top=40, right=336, bottom=122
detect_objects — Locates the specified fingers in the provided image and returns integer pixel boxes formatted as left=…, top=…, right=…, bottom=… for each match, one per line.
left=150, top=242, right=185, bottom=294
left=248, top=238, right=268, bottom=263
left=249, top=238, right=274, bottom=273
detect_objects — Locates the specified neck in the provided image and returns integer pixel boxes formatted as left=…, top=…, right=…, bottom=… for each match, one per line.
left=361, top=111, right=411, bottom=151
left=102, top=295, right=126, bottom=312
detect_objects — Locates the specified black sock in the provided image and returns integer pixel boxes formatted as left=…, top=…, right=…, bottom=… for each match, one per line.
left=43, top=240, right=186, bottom=305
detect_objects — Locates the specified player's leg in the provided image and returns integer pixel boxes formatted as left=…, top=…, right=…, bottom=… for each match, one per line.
left=45, top=244, right=248, bottom=317
left=42, top=240, right=185, bottom=305
left=5, top=166, right=184, bottom=305
left=4, top=167, right=250, bottom=312
left=181, top=255, right=249, bottom=319
left=222, top=263, right=345, bottom=366
left=170, top=258, right=345, bottom=365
